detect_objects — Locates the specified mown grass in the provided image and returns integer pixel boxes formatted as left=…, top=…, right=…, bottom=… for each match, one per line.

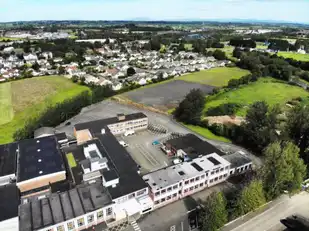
left=0, top=76, right=90, bottom=144
left=0, top=83, right=14, bottom=125
left=177, top=67, right=250, bottom=87
left=204, top=77, right=309, bottom=116
left=277, top=52, right=309, bottom=62
left=184, top=124, right=231, bottom=143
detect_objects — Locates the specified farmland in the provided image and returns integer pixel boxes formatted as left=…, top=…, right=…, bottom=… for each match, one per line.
left=277, top=51, right=309, bottom=62
left=177, top=67, right=250, bottom=87
left=0, top=76, right=90, bottom=144
left=204, top=77, right=309, bottom=116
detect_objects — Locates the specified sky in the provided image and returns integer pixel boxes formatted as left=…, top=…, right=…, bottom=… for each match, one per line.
left=1, top=0, right=309, bottom=23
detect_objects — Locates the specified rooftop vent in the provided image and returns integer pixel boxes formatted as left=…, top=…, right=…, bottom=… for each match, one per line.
left=178, top=171, right=185, bottom=176
left=117, top=113, right=125, bottom=121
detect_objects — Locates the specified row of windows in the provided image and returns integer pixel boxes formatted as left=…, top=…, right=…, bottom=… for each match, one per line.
left=184, top=183, right=204, bottom=194
left=184, top=174, right=206, bottom=185
left=155, top=184, right=178, bottom=196
left=45, top=208, right=112, bottom=231
left=118, top=188, right=147, bottom=203
left=209, top=174, right=228, bottom=184
left=210, top=166, right=229, bottom=175
left=154, top=193, right=178, bottom=205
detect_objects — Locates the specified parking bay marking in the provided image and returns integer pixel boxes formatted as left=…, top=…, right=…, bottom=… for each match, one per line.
left=135, top=144, right=160, bottom=167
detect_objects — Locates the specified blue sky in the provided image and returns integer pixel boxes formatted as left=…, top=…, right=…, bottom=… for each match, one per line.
left=1, top=0, right=309, bottom=23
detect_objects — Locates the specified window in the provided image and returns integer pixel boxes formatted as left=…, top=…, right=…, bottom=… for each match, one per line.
left=173, top=185, right=178, bottom=190
left=190, top=178, right=194, bottom=183
left=224, top=174, right=227, bottom=177
left=201, top=175, right=205, bottom=179
left=167, top=195, right=172, bottom=200
left=173, top=193, right=177, bottom=198
left=106, top=207, right=113, bottom=216
left=194, top=185, right=198, bottom=189
left=88, top=214, right=94, bottom=223
left=57, top=225, right=65, bottom=231
left=161, top=198, right=166, bottom=203
left=137, top=188, right=147, bottom=196
left=77, top=217, right=85, bottom=227
left=199, top=183, right=203, bottom=187
left=214, top=177, right=218, bottom=181
left=245, top=165, right=248, bottom=170
left=220, top=168, right=224, bottom=172
left=206, top=172, right=209, bottom=176
left=249, top=164, right=252, bottom=168
left=216, top=169, right=219, bottom=173
left=167, top=187, right=172, bottom=192
left=155, top=200, right=160, bottom=205
left=155, top=192, right=160, bottom=196
left=185, top=180, right=189, bottom=185
left=230, top=170, right=233, bottom=175
left=179, top=182, right=182, bottom=187
left=67, top=221, right=75, bottom=231
left=210, top=179, right=213, bottom=183
left=225, top=166, right=229, bottom=170
left=184, top=189, right=188, bottom=193
left=161, top=189, right=166, bottom=194
left=189, top=186, right=194, bottom=191
left=211, top=171, right=214, bottom=175
left=195, top=176, right=200, bottom=181
left=128, top=193, right=135, bottom=199
left=219, top=175, right=222, bottom=180
left=97, top=210, right=103, bottom=219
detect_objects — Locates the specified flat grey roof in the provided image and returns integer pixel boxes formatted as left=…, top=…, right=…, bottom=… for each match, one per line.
left=19, top=182, right=113, bottom=231
left=143, top=153, right=230, bottom=191
left=223, top=152, right=252, bottom=169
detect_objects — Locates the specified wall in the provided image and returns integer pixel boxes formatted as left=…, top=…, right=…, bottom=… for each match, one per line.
left=0, top=174, right=15, bottom=186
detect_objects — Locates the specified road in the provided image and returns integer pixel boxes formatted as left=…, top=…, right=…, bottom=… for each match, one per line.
left=223, top=192, right=309, bottom=231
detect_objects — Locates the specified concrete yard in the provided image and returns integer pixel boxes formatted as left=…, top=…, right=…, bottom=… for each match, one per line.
left=123, top=80, right=215, bottom=111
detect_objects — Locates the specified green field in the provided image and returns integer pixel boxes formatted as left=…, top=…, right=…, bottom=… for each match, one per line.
left=0, top=83, right=14, bottom=125
left=277, top=52, right=309, bottom=62
left=177, top=67, right=250, bottom=87
left=184, top=124, right=231, bottom=143
left=204, top=77, right=309, bottom=116
left=0, top=76, right=90, bottom=144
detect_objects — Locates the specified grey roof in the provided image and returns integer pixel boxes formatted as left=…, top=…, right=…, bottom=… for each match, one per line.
left=0, top=142, right=18, bottom=177
left=19, top=182, right=113, bottom=231
left=0, top=184, right=19, bottom=222
left=34, top=127, right=55, bottom=138
left=223, top=152, right=252, bottom=169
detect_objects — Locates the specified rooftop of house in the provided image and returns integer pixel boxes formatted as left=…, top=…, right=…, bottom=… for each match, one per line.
left=16, top=136, right=65, bottom=182
left=223, top=152, right=252, bottom=169
left=165, top=134, right=224, bottom=159
left=19, top=181, right=112, bottom=231
left=143, top=153, right=231, bottom=191
left=74, top=112, right=147, bottom=136
left=0, top=184, right=20, bottom=222
left=0, top=142, right=18, bottom=177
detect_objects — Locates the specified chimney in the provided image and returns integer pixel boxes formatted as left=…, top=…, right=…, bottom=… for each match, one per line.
left=117, top=113, right=125, bottom=121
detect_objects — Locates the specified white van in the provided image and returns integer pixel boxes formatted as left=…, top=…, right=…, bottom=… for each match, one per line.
left=124, top=130, right=135, bottom=136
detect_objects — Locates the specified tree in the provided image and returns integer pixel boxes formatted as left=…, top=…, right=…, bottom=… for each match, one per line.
left=127, top=67, right=136, bottom=76
left=58, top=66, right=65, bottom=75
left=174, top=89, right=205, bottom=125
left=32, top=62, right=40, bottom=71
left=213, top=49, right=227, bottom=60
left=242, top=101, right=280, bottom=153
left=234, top=180, right=266, bottom=216
left=71, top=75, right=78, bottom=83
left=262, top=141, right=306, bottom=200
left=199, top=192, right=228, bottom=231
left=233, top=48, right=242, bottom=59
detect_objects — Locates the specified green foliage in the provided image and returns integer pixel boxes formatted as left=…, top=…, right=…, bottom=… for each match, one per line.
left=262, top=141, right=306, bottom=200
left=199, top=192, right=228, bottom=231
left=206, top=103, right=241, bottom=116
left=234, top=180, right=267, bottom=216
left=174, top=89, right=205, bottom=125
left=213, top=49, right=227, bottom=60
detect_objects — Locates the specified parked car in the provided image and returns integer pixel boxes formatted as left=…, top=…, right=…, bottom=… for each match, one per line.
left=119, top=140, right=128, bottom=147
left=124, top=130, right=135, bottom=136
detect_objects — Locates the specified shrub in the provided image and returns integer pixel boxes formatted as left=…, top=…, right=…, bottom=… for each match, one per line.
left=206, top=103, right=242, bottom=116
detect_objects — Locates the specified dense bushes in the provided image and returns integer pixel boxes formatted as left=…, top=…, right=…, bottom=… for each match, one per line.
left=206, top=103, right=242, bottom=116
left=230, top=39, right=256, bottom=48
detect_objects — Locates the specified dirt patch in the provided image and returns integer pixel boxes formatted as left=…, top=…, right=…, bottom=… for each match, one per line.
left=123, top=80, right=214, bottom=110
left=205, top=115, right=245, bottom=126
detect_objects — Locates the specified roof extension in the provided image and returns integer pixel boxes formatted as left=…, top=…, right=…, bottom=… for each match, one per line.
left=16, top=136, right=65, bottom=182
left=19, top=182, right=112, bottom=231
left=166, top=133, right=224, bottom=159
left=223, top=152, right=252, bottom=169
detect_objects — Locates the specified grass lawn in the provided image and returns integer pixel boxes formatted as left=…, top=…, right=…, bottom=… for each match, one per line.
left=184, top=124, right=231, bottom=143
left=0, top=37, right=24, bottom=41
left=0, top=76, right=90, bottom=144
left=204, top=77, right=309, bottom=116
left=177, top=67, right=250, bottom=87
left=277, top=52, right=309, bottom=62
left=0, top=83, right=14, bottom=125
left=66, top=153, right=77, bottom=168
left=207, top=46, right=235, bottom=58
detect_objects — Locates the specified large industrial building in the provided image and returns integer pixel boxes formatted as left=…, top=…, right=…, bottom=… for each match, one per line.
left=0, top=112, right=252, bottom=231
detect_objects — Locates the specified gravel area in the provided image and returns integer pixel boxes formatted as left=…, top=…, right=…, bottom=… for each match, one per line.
left=123, top=80, right=215, bottom=111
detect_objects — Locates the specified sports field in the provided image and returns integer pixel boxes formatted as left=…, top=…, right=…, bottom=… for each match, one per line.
left=277, top=52, right=309, bottom=62
left=204, top=77, right=309, bottom=116
left=177, top=67, right=250, bottom=87
left=0, top=76, right=90, bottom=144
